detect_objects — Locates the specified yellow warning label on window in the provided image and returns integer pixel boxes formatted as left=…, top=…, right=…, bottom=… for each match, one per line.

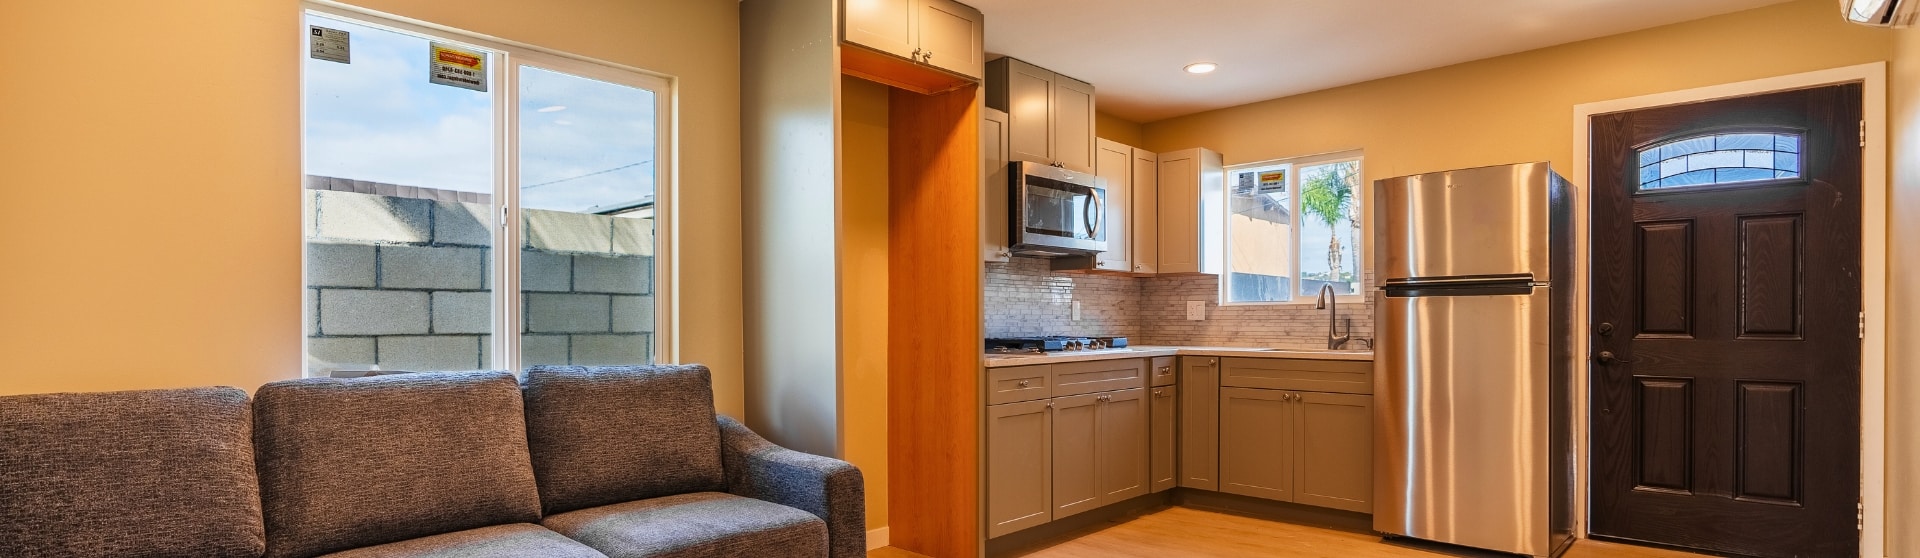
left=429, top=42, right=487, bottom=92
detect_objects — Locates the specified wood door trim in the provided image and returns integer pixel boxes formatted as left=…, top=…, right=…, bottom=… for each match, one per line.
left=1570, top=63, right=1888, bottom=551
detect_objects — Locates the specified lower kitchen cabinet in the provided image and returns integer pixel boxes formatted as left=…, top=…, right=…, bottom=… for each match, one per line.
left=1095, top=388, right=1149, bottom=503
left=1216, top=386, right=1373, bottom=513
left=1050, top=393, right=1101, bottom=519
left=1179, top=357, right=1219, bottom=490
left=1220, top=387, right=1295, bottom=501
left=987, top=399, right=1052, bottom=538
left=1149, top=384, right=1178, bottom=492
left=1294, top=391, right=1372, bottom=512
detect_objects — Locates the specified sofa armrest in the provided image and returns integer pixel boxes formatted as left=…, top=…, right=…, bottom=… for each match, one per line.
left=718, top=415, right=866, bottom=558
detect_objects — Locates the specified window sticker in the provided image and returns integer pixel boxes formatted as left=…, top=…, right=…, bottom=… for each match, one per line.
left=309, top=25, right=350, bottom=64
left=1257, top=169, right=1287, bottom=194
left=429, top=42, right=487, bottom=92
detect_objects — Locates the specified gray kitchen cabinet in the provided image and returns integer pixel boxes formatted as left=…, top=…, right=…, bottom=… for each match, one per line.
left=987, top=363, right=1049, bottom=405
left=1221, top=357, right=1371, bottom=394
left=916, top=0, right=985, bottom=79
left=1050, top=392, right=1101, bottom=519
left=1219, top=387, right=1296, bottom=501
left=1156, top=148, right=1224, bottom=275
left=842, top=0, right=983, bottom=79
left=1179, top=357, right=1219, bottom=490
left=1130, top=148, right=1160, bottom=274
left=1093, top=138, right=1133, bottom=273
left=986, top=58, right=1097, bottom=174
left=1149, top=384, right=1178, bottom=493
left=982, top=107, right=1011, bottom=262
left=1148, top=356, right=1175, bottom=387
left=1051, top=358, right=1145, bottom=397
left=1294, top=391, right=1372, bottom=513
left=987, top=399, right=1052, bottom=538
left=1211, top=385, right=1374, bottom=514
left=1095, top=388, right=1149, bottom=504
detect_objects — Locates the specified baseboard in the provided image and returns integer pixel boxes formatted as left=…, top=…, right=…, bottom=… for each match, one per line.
left=866, top=526, right=891, bottom=550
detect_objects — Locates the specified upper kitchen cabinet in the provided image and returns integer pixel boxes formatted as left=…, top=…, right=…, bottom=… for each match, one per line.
left=986, top=58, right=1097, bottom=174
left=1157, top=148, right=1224, bottom=275
left=842, top=0, right=984, bottom=93
left=1088, top=138, right=1157, bottom=274
left=982, top=108, right=1012, bottom=262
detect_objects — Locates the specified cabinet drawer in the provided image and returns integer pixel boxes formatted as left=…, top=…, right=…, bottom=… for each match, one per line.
left=1148, top=356, right=1176, bottom=387
left=1051, top=359, right=1146, bottom=397
left=1220, top=358, right=1371, bottom=394
left=988, top=364, right=1052, bottom=405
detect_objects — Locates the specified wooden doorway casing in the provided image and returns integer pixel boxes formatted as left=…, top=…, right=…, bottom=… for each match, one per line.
left=1570, top=63, right=1889, bottom=557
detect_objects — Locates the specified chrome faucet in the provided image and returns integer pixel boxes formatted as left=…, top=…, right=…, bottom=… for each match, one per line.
left=1315, top=284, right=1352, bottom=350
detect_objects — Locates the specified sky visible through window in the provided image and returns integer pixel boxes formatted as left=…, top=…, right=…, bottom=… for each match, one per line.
left=304, top=14, right=655, bottom=213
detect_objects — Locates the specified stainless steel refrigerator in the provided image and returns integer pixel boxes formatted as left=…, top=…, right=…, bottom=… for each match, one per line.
left=1372, top=162, right=1574, bottom=558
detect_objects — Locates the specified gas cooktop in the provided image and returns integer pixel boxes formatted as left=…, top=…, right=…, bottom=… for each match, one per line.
left=985, top=336, right=1129, bottom=354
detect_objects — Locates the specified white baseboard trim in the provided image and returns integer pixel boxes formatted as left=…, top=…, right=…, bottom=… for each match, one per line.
left=866, top=526, right=891, bottom=550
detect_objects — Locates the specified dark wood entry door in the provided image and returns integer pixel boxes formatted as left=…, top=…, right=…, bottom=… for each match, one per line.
left=1589, top=84, right=1862, bottom=557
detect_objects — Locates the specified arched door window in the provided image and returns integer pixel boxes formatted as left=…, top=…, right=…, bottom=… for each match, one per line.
left=1637, top=132, right=1801, bottom=190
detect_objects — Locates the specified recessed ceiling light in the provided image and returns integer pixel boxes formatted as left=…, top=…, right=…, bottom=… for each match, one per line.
left=537, top=105, right=567, bottom=113
left=1184, top=62, right=1218, bottom=74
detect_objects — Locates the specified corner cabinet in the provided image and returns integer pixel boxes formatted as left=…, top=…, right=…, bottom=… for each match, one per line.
left=841, top=0, right=983, bottom=93
left=1179, top=357, right=1219, bottom=490
left=1157, top=148, right=1224, bottom=275
left=986, top=58, right=1096, bottom=174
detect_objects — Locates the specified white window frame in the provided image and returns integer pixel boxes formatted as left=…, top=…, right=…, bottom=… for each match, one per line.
left=1219, top=150, right=1366, bottom=307
left=299, top=2, right=677, bottom=372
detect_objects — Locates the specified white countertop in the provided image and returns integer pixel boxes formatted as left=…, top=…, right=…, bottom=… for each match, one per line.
left=983, top=345, right=1372, bottom=368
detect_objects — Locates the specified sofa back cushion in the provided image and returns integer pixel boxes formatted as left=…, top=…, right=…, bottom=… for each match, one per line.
left=0, top=387, right=265, bottom=558
left=252, top=370, right=541, bottom=558
left=522, top=365, right=725, bottom=514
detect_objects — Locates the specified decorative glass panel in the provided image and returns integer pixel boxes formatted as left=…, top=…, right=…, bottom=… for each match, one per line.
left=1638, top=132, right=1802, bottom=190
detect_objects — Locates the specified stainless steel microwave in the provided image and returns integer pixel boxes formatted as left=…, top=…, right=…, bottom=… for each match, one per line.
left=1010, top=161, right=1107, bottom=257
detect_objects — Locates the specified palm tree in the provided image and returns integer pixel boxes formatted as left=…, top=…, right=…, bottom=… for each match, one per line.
left=1299, top=163, right=1357, bottom=289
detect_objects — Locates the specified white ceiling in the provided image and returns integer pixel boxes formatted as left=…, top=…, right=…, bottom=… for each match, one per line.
left=967, top=0, right=1796, bottom=123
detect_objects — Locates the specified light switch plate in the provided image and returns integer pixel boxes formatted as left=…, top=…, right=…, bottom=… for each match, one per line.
left=1187, top=301, right=1206, bottom=321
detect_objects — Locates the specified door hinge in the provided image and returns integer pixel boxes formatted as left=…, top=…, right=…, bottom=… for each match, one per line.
left=1859, top=311, right=1866, bottom=339
left=1858, top=501, right=1865, bottom=531
left=1861, top=119, right=1867, bottom=148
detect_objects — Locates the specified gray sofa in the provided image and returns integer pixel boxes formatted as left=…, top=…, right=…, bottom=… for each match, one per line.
left=0, top=365, right=864, bottom=558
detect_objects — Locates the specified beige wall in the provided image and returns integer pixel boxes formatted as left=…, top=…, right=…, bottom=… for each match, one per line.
left=0, top=0, right=747, bottom=418
left=1096, top=111, right=1147, bottom=147
left=840, top=75, right=892, bottom=530
left=1887, top=21, right=1920, bottom=558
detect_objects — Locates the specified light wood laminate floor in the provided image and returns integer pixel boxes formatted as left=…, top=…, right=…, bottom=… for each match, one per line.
left=870, top=506, right=1710, bottom=558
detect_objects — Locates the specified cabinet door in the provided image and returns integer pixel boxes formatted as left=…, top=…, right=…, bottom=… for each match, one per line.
left=987, top=399, right=1052, bottom=538
left=1051, top=75, right=1097, bottom=173
left=1096, top=388, right=1149, bottom=504
left=1130, top=149, right=1159, bottom=274
left=1178, top=357, right=1218, bottom=490
left=843, top=0, right=916, bottom=59
left=1149, top=385, right=1178, bottom=493
left=1093, top=138, right=1132, bottom=272
left=1157, top=150, right=1199, bottom=274
left=1050, top=393, right=1101, bottom=519
left=1001, top=59, right=1055, bottom=166
left=981, top=108, right=1011, bottom=262
left=916, top=0, right=983, bottom=79
left=1294, top=391, right=1372, bottom=513
left=1219, top=388, right=1295, bottom=501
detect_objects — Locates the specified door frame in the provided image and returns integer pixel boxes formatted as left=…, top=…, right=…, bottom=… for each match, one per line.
left=1571, top=62, right=1888, bottom=557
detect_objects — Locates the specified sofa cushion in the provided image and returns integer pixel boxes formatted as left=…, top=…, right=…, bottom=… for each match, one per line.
left=541, top=492, right=827, bottom=558
left=521, top=365, right=725, bottom=514
left=0, top=387, right=265, bottom=558
left=315, top=523, right=607, bottom=558
left=253, top=370, right=542, bottom=558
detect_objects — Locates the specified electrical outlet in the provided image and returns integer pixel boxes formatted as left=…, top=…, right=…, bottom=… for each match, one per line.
left=1071, top=300, right=1082, bottom=321
left=1187, top=301, right=1206, bottom=321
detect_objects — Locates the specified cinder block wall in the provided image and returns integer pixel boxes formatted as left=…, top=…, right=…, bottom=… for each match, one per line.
left=304, top=183, right=653, bottom=375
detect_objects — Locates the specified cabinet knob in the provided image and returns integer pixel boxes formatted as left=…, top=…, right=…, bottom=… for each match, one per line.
left=1157, top=366, right=1172, bottom=376
left=924, top=51, right=934, bottom=62
left=1153, top=388, right=1168, bottom=398
left=1016, top=379, right=1031, bottom=388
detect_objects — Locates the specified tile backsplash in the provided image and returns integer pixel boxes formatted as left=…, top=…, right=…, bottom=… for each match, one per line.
left=985, top=257, right=1374, bottom=349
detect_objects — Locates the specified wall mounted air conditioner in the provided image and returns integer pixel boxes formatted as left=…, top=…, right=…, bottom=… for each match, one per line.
left=1842, top=0, right=1918, bottom=27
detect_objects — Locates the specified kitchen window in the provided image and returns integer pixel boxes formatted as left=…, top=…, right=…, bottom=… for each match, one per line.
left=1220, top=152, right=1364, bottom=304
left=302, top=6, right=673, bottom=376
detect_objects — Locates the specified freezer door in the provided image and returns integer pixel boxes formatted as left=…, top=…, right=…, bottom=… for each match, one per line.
left=1375, top=162, right=1559, bottom=283
left=1374, top=287, right=1554, bottom=556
